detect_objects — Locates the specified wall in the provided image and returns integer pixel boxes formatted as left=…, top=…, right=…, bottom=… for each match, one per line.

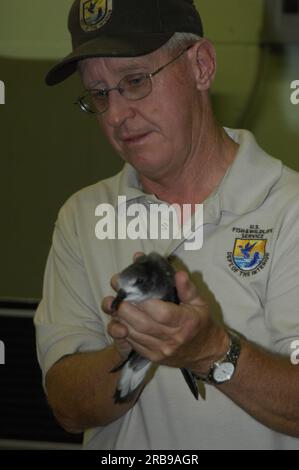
left=0, top=0, right=298, bottom=299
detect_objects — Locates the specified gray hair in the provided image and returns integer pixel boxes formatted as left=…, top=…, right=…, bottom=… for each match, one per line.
left=78, top=32, right=201, bottom=76
left=161, top=32, right=202, bottom=54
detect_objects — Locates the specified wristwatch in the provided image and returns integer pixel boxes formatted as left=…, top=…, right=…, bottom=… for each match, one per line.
left=195, top=330, right=242, bottom=385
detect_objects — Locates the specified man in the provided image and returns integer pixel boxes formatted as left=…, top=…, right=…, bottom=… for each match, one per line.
left=35, top=0, right=299, bottom=449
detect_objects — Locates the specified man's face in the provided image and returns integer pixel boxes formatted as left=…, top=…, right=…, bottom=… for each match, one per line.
left=79, top=47, right=200, bottom=180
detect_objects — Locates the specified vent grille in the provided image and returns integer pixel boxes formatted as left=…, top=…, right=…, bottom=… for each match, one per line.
left=0, top=303, right=83, bottom=444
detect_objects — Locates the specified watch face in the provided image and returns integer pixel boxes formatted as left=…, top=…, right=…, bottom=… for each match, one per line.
left=213, top=362, right=235, bottom=383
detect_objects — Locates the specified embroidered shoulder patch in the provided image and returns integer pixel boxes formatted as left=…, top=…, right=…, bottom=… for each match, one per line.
left=227, top=225, right=272, bottom=277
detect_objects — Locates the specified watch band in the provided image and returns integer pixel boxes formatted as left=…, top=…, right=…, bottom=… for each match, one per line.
left=194, top=330, right=242, bottom=385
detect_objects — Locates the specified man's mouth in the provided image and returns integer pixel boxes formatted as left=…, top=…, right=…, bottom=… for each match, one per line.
left=120, top=131, right=152, bottom=145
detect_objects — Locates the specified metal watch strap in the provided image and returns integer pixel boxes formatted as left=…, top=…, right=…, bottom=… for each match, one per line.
left=194, top=330, right=241, bottom=385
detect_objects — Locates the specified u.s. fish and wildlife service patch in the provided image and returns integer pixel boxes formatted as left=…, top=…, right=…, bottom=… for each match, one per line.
left=233, top=239, right=267, bottom=270
left=80, top=0, right=113, bottom=32
left=227, top=225, right=272, bottom=277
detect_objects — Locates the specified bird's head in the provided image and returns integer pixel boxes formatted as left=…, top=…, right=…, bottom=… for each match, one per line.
left=111, top=253, right=175, bottom=310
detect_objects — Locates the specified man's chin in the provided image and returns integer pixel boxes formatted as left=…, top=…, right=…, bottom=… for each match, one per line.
left=126, top=155, right=170, bottom=180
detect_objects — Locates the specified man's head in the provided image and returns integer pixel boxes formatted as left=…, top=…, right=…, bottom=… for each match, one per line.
left=46, top=0, right=204, bottom=86
left=46, top=1, right=217, bottom=182
left=78, top=38, right=216, bottom=180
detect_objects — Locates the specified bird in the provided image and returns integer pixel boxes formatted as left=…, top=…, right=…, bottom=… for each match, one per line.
left=86, top=0, right=103, bottom=21
left=244, top=251, right=260, bottom=268
left=110, top=252, right=199, bottom=403
left=238, top=241, right=258, bottom=259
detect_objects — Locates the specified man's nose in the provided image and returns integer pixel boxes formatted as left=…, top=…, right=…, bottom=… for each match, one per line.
left=104, top=90, right=136, bottom=127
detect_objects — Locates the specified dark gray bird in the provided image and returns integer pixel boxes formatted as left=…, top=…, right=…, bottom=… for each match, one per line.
left=110, top=252, right=199, bottom=403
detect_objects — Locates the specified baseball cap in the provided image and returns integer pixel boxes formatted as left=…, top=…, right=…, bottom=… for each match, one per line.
left=45, top=0, right=203, bottom=86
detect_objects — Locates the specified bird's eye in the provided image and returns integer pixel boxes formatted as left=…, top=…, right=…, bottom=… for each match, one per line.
left=135, top=277, right=145, bottom=285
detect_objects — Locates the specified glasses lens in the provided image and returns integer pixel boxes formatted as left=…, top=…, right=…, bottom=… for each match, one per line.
left=90, top=89, right=108, bottom=113
left=78, top=90, right=108, bottom=114
left=76, top=74, right=151, bottom=115
left=120, top=73, right=151, bottom=101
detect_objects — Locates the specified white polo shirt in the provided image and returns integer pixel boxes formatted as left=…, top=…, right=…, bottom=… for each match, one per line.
left=34, top=128, right=299, bottom=450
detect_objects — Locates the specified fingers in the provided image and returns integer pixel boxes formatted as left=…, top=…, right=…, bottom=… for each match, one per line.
left=126, top=337, right=160, bottom=361
left=103, top=293, right=174, bottom=338
left=101, top=296, right=116, bottom=315
left=107, top=319, right=133, bottom=360
left=115, top=300, right=177, bottom=336
left=110, top=274, right=119, bottom=292
left=107, top=305, right=170, bottom=361
left=135, top=299, right=181, bottom=326
left=107, top=318, right=128, bottom=339
left=126, top=328, right=163, bottom=352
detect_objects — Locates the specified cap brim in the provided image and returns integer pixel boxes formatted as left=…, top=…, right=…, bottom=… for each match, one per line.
left=45, top=32, right=174, bottom=86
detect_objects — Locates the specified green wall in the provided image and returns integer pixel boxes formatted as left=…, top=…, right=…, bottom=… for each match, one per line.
left=0, top=1, right=298, bottom=299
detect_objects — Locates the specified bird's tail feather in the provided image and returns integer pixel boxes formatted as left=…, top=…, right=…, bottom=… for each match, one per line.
left=180, top=368, right=199, bottom=400
left=113, top=355, right=152, bottom=404
left=113, top=353, right=152, bottom=403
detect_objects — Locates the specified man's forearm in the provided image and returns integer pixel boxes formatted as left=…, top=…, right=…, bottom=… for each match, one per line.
left=217, top=339, right=299, bottom=437
left=46, top=345, right=139, bottom=432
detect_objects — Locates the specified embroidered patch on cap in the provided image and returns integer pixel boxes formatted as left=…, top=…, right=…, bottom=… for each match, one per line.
left=80, top=0, right=113, bottom=32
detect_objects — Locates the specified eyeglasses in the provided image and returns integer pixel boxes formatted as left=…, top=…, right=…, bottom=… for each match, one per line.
left=75, top=46, right=191, bottom=116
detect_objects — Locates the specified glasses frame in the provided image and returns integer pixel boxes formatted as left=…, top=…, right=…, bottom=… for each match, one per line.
left=74, top=45, right=192, bottom=116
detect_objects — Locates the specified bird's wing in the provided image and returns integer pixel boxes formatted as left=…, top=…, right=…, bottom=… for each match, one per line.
left=162, top=286, right=180, bottom=304
left=248, top=242, right=258, bottom=252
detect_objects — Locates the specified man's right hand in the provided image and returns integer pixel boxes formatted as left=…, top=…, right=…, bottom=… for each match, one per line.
left=102, top=274, right=133, bottom=361
left=102, top=253, right=146, bottom=360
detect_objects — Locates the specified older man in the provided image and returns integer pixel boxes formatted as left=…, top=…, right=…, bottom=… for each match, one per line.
left=35, top=0, right=299, bottom=449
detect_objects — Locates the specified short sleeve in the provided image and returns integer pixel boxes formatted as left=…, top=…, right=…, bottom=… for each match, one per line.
left=34, top=201, right=109, bottom=386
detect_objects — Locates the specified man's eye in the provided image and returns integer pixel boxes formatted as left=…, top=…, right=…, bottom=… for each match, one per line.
left=91, top=89, right=107, bottom=98
left=126, top=75, right=147, bottom=87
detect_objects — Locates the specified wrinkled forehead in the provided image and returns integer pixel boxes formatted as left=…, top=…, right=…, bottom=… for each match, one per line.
left=78, top=48, right=166, bottom=85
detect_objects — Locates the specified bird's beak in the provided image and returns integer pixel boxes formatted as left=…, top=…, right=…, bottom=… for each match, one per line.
left=111, top=289, right=127, bottom=311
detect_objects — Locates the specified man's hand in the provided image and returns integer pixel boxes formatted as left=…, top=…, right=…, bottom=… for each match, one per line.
left=101, top=273, right=132, bottom=361
left=102, top=254, right=229, bottom=375
left=101, top=253, right=299, bottom=437
left=101, top=251, right=145, bottom=361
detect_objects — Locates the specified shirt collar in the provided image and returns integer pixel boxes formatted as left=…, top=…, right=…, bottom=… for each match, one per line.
left=117, top=163, right=146, bottom=204
left=115, top=128, right=282, bottom=218
left=218, top=128, right=282, bottom=216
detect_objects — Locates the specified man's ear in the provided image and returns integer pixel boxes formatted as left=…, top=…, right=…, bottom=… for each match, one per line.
left=188, top=39, right=217, bottom=91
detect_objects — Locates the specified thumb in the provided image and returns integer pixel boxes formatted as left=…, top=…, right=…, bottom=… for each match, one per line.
left=175, top=271, right=206, bottom=306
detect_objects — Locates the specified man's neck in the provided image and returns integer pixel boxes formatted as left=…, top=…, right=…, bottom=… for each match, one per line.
left=139, top=124, right=239, bottom=207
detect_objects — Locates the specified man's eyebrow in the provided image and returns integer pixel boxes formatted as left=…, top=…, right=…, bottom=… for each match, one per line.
left=86, top=61, right=150, bottom=89
left=112, top=60, right=150, bottom=74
